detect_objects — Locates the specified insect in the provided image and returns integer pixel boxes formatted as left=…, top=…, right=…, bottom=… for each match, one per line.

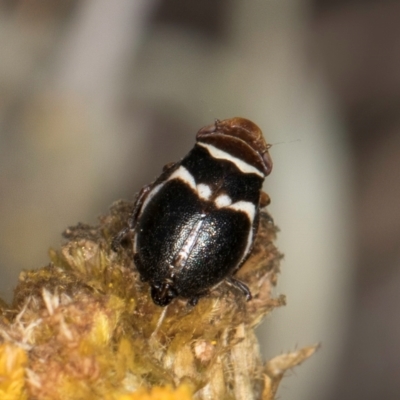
left=112, top=117, right=273, bottom=307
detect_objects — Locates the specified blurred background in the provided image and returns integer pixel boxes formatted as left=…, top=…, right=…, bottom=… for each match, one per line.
left=0, top=0, right=399, bottom=399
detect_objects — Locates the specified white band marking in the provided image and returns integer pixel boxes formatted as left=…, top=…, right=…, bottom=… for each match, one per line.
left=215, top=195, right=256, bottom=223
left=139, top=166, right=196, bottom=221
left=228, top=201, right=256, bottom=222
left=239, top=229, right=254, bottom=267
left=167, top=166, right=196, bottom=190
left=197, top=183, right=212, bottom=200
left=215, top=194, right=232, bottom=208
left=140, top=183, right=164, bottom=216
left=198, top=142, right=264, bottom=178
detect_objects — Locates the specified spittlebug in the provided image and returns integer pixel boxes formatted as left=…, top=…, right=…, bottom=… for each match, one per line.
left=112, top=117, right=272, bottom=306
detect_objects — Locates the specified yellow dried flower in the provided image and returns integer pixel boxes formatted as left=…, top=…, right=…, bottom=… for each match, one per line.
left=0, top=343, right=28, bottom=400
left=117, top=385, right=192, bottom=400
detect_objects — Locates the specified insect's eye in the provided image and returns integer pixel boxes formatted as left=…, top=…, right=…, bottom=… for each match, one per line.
left=197, top=123, right=217, bottom=136
left=262, top=150, right=273, bottom=176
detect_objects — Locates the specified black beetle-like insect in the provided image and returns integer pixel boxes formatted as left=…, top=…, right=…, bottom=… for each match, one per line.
left=112, top=117, right=272, bottom=306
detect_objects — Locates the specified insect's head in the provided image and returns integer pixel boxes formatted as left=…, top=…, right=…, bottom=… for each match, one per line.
left=197, top=117, right=273, bottom=176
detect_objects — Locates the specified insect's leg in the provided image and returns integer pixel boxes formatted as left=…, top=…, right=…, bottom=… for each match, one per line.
left=188, top=296, right=199, bottom=307
left=162, top=162, right=176, bottom=172
left=259, top=210, right=274, bottom=225
left=187, top=289, right=210, bottom=307
left=111, top=184, right=152, bottom=251
left=130, top=184, right=153, bottom=227
left=260, top=191, right=271, bottom=208
left=259, top=191, right=274, bottom=224
left=225, top=276, right=252, bottom=301
left=111, top=226, right=131, bottom=252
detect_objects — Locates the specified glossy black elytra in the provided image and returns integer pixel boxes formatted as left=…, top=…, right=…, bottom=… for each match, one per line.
left=112, top=117, right=273, bottom=306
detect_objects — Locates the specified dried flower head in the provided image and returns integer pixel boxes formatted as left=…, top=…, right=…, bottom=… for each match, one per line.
left=0, top=200, right=316, bottom=400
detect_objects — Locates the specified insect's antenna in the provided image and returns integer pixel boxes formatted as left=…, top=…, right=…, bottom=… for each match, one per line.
left=150, top=306, right=168, bottom=340
left=269, top=139, right=301, bottom=146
